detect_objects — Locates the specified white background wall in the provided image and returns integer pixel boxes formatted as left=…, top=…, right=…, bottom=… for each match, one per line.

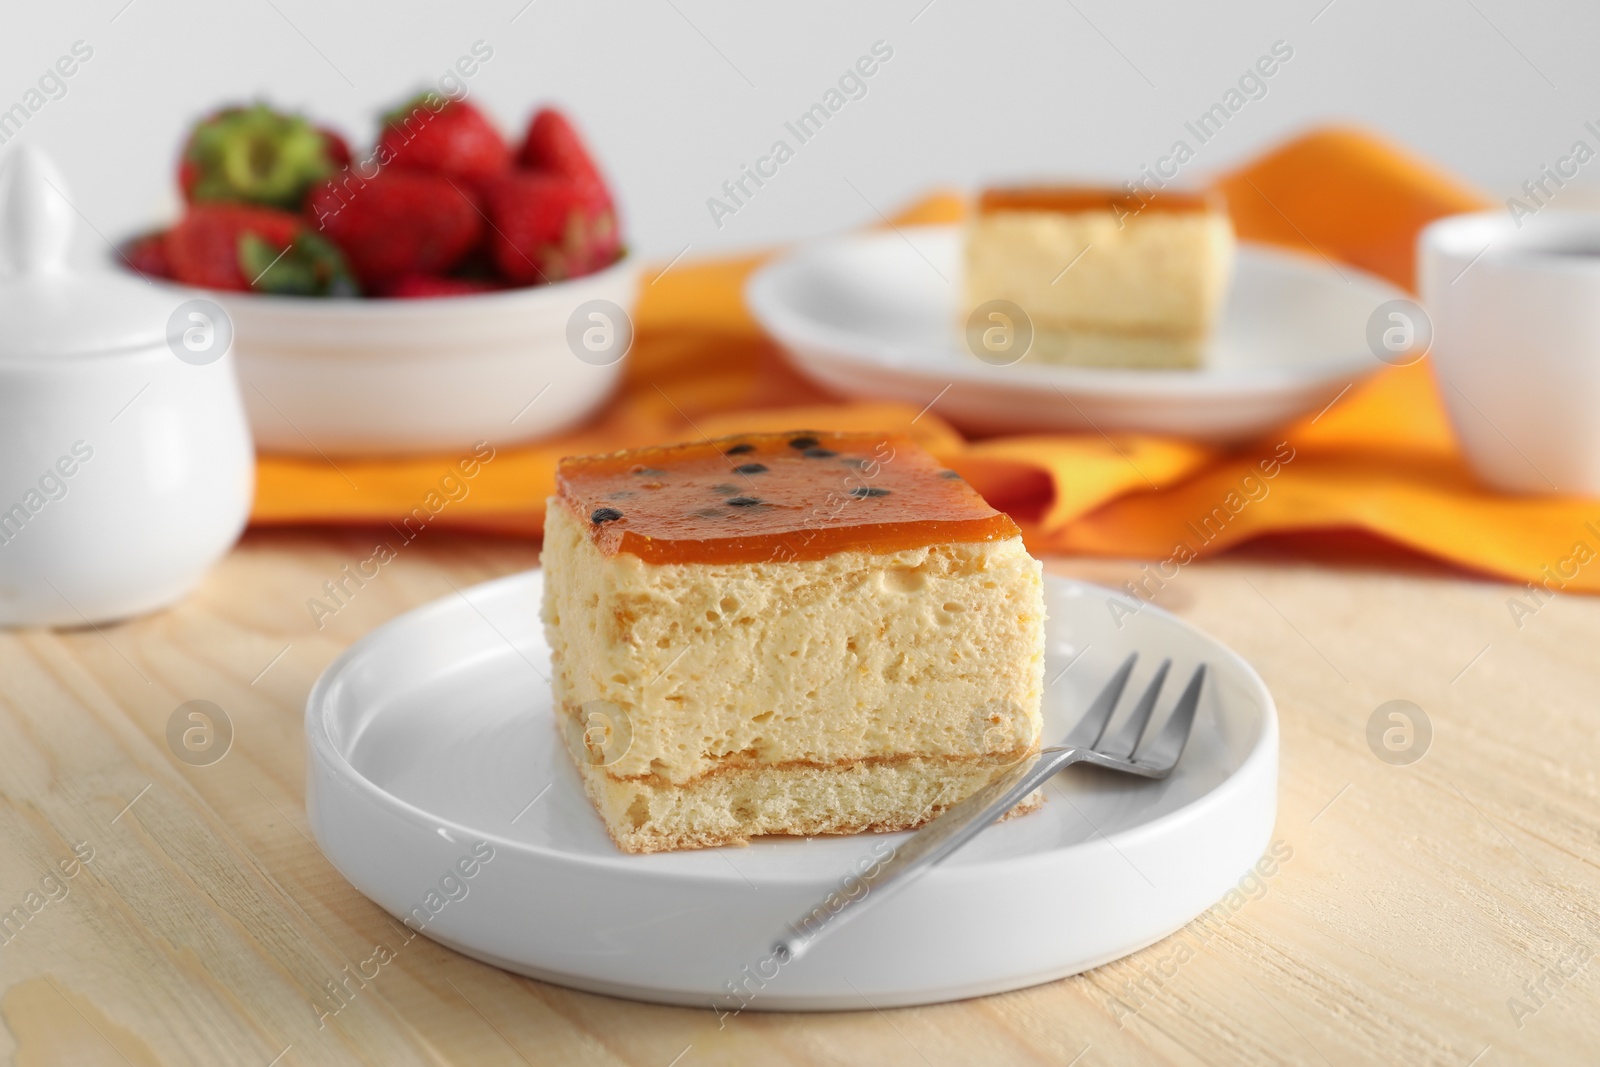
left=6, top=0, right=1598, bottom=267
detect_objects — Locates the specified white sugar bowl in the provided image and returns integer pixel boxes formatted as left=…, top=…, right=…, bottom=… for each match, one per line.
left=0, top=147, right=253, bottom=627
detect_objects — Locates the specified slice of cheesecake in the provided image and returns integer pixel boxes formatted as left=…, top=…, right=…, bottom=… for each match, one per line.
left=965, top=186, right=1235, bottom=369
left=541, top=431, right=1046, bottom=853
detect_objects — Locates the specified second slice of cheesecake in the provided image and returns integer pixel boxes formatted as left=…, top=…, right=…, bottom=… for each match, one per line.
left=965, top=185, right=1235, bottom=369
left=541, top=431, right=1046, bottom=853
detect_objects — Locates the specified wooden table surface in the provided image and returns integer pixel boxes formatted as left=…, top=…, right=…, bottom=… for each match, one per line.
left=1, top=528, right=1596, bottom=1067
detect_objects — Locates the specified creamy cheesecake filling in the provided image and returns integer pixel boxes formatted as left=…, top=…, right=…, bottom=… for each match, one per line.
left=967, top=210, right=1234, bottom=332
left=543, top=499, right=1044, bottom=786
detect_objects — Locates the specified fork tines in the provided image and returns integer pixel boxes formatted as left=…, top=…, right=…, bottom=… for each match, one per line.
left=1069, top=653, right=1206, bottom=772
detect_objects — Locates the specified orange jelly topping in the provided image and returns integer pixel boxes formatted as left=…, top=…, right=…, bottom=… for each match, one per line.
left=979, top=185, right=1217, bottom=217
left=556, top=431, right=1020, bottom=564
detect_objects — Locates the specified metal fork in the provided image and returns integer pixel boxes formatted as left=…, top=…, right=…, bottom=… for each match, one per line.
left=773, top=653, right=1206, bottom=961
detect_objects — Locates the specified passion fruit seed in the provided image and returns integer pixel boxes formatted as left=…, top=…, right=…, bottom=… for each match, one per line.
left=726, top=497, right=761, bottom=507
left=734, top=463, right=768, bottom=474
left=802, top=447, right=838, bottom=459
left=849, top=487, right=891, bottom=498
left=725, top=443, right=755, bottom=455
left=940, top=470, right=962, bottom=479
left=591, top=507, right=624, bottom=524
left=788, top=436, right=819, bottom=450
left=711, top=483, right=740, bottom=494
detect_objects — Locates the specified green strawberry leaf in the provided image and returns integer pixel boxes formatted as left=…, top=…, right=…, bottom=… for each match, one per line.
left=188, top=104, right=338, bottom=210
left=296, top=231, right=361, bottom=296
left=239, top=231, right=360, bottom=297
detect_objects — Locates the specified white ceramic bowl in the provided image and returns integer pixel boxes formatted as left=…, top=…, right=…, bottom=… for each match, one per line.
left=137, top=257, right=639, bottom=457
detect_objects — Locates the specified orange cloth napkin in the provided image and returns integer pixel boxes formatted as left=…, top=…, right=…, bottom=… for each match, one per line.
left=253, top=127, right=1600, bottom=595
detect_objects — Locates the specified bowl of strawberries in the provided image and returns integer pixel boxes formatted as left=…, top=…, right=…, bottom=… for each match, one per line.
left=123, top=96, right=636, bottom=456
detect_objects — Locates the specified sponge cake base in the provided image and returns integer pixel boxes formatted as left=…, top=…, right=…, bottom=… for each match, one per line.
left=562, top=725, right=1042, bottom=853
left=1028, top=327, right=1205, bottom=369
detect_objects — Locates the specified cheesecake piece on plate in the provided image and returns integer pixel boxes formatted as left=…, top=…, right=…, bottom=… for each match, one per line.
left=541, top=431, right=1046, bottom=853
left=965, top=186, right=1235, bottom=369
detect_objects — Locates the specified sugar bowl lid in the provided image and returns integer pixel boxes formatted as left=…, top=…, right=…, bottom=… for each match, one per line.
left=0, top=146, right=172, bottom=360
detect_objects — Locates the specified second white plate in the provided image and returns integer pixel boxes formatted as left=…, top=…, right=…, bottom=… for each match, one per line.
left=305, top=570, right=1278, bottom=1010
left=746, top=224, right=1404, bottom=441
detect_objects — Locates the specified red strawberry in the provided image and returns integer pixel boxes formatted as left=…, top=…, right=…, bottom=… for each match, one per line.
left=124, top=230, right=173, bottom=280
left=306, top=170, right=483, bottom=289
left=517, top=108, right=610, bottom=199
left=385, top=275, right=500, bottom=299
left=318, top=127, right=353, bottom=172
left=167, top=203, right=356, bottom=295
left=480, top=173, right=617, bottom=286
left=482, top=172, right=620, bottom=285
left=167, top=204, right=302, bottom=290
left=377, top=95, right=509, bottom=184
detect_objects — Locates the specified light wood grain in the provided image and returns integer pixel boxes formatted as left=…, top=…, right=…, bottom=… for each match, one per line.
left=0, top=529, right=1596, bottom=1066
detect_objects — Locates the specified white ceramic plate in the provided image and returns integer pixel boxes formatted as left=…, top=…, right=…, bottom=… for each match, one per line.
left=746, top=224, right=1403, bottom=441
left=128, top=256, right=639, bottom=457
left=306, top=570, right=1278, bottom=1010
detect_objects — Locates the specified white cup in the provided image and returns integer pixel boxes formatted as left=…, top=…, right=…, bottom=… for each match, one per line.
left=1419, top=210, right=1600, bottom=495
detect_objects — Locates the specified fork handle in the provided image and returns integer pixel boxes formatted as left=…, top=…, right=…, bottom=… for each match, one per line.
left=774, top=745, right=1081, bottom=962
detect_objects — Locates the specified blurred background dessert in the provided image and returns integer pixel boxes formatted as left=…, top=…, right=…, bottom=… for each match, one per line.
left=965, top=186, right=1234, bottom=368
